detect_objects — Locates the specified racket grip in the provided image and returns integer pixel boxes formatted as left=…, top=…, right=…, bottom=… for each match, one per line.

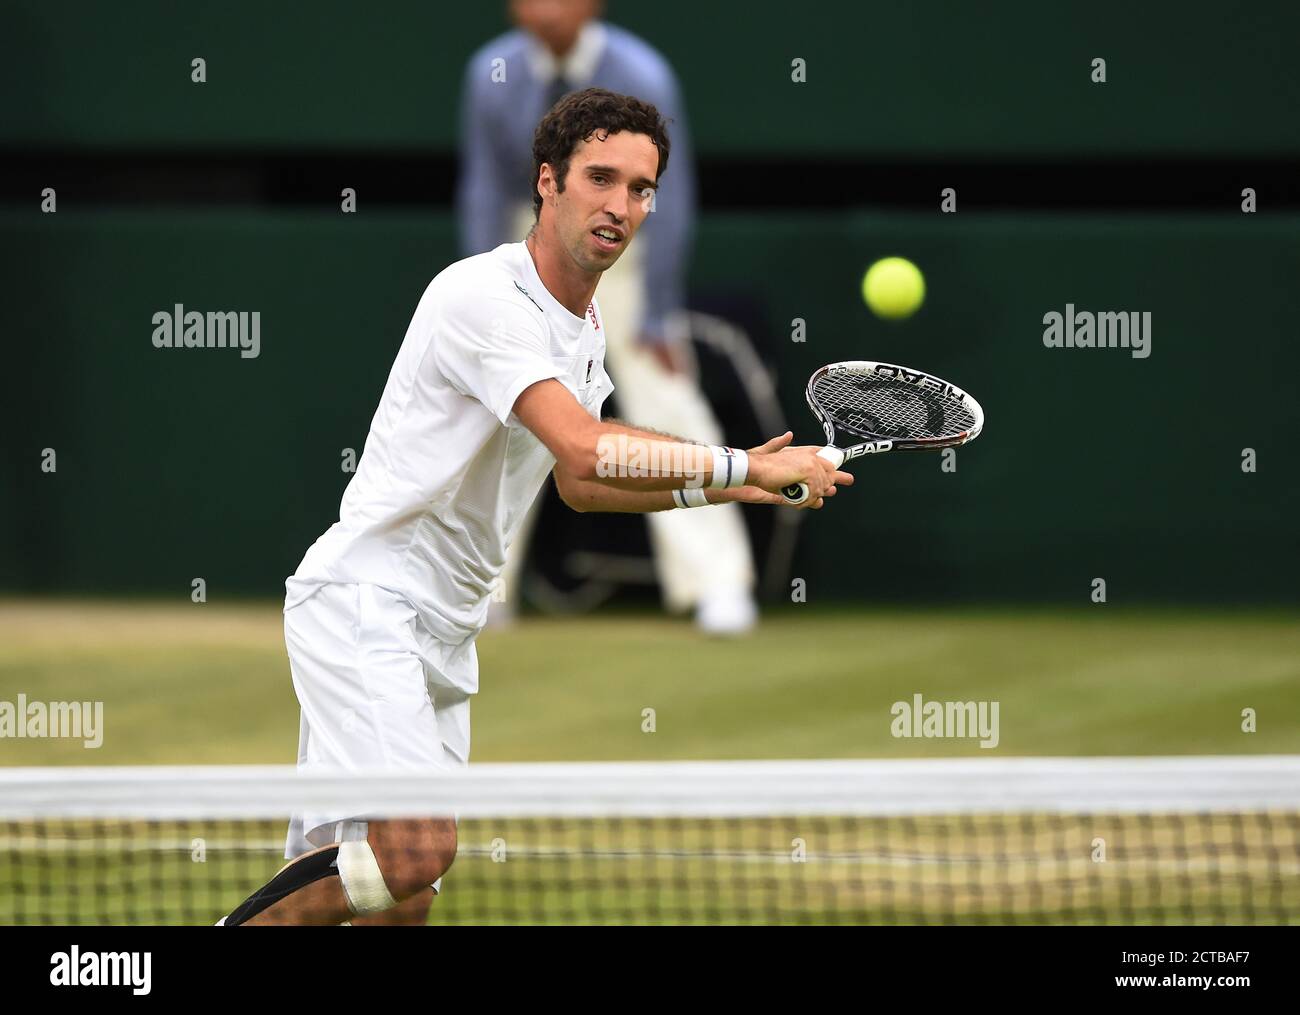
left=780, top=446, right=846, bottom=506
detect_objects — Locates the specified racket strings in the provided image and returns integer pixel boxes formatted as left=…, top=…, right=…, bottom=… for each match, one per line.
left=814, top=372, right=975, bottom=441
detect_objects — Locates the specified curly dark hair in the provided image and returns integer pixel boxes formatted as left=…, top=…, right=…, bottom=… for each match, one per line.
left=530, top=87, right=671, bottom=218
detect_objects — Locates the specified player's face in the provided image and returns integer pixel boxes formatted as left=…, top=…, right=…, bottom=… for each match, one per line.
left=546, top=130, right=659, bottom=275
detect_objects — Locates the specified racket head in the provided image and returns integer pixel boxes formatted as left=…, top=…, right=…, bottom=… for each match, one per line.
left=804, top=360, right=984, bottom=454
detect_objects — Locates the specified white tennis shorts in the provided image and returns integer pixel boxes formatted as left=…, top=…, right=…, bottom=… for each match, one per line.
left=282, top=581, right=471, bottom=879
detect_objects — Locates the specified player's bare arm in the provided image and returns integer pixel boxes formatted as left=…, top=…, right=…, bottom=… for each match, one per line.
left=513, top=377, right=851, bottom=508
left=549, top=432, right=842, bottom=511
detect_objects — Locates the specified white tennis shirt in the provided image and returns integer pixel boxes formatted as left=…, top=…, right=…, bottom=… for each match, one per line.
left=288, top=241, right=614, bottom=692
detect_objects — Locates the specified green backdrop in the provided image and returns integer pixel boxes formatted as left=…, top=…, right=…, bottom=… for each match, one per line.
left=5, top=209, right=1297, bottom=602
left=3, top=1, right=1298, bottom=155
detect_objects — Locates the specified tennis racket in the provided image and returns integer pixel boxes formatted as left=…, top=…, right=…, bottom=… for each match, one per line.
left=781, top=361, right=985, bottom=505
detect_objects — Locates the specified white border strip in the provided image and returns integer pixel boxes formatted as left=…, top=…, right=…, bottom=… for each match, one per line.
left=1, top=757, right=1298, bottom=820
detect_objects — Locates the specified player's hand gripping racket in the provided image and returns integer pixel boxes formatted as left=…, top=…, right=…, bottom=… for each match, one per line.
left=781, top=361, right=985, bottom=505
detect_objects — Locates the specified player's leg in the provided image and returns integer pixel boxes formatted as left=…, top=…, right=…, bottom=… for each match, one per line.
left=224, top=817, right=456, bottom=926
left=221, top=582, right=460, bottom=925
left=220, top=842, right=351, bottom=926
left=345, top=815, right=458, bottom=926
left=347, top=648, right=473, bottom=927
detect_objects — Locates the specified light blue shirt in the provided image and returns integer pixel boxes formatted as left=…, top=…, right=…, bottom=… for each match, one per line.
left=456, top=21, right=697, bottom=343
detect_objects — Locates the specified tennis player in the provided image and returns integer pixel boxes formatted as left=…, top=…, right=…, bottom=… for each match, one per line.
left=219, top=88, right=851, bottom=926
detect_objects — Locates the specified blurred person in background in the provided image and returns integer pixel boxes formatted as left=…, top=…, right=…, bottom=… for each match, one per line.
left=458, top=0, right=759, bottom=635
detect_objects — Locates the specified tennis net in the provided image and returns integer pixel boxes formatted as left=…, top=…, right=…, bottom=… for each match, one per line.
left=2, top=757, right=1298, bottom=925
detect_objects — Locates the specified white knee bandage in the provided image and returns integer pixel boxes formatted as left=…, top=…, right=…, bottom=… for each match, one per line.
left=336, top=841, right=397, bottom=915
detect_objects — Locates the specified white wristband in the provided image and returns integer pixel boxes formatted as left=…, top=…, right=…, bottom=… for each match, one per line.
left=707, top=446, right=749, bottom=489
left=673, top=487, right=710, bottom=509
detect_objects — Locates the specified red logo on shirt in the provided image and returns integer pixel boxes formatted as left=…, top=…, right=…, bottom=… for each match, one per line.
left=587, top=303, right=601, bottom=331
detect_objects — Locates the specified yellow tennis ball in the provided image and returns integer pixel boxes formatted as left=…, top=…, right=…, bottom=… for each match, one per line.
left=862, top=257, right=925, bottom=320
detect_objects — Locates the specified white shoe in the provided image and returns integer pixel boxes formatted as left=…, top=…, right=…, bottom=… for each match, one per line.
left=695, top=590, right=758, bottom=636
